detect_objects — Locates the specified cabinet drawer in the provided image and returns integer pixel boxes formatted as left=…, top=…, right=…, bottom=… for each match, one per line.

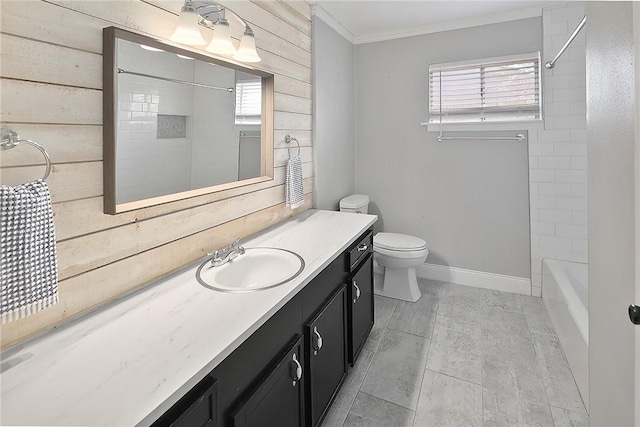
left=347, top=231, right=372, bottom=272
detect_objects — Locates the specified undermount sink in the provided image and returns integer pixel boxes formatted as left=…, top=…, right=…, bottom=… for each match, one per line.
left=196, top=247, right=305, bottom=293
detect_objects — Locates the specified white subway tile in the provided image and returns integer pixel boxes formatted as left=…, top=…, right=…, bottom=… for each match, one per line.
left=545, top=102, right=572, bottom=116
left=570, top=129, right=587, bottom=143
left=570, top=74, right=587, bottom=88
left=531, top=221, right=556, bottom=236
left=570, top=102, right=586, bottom=116
left=539, top=208, right=572, bottom=224
left=532, top=286, right=542, bottom=297
left=555, top=170, right=587, bottom=184
left=552, top=88, right=573, bottom=102
left=529, top=168, right=554, bottom=184
left=530, top=183, right=539, bottom=196
left=556, top=196, right=588, bottom=212
left=544, top=20, right=568, bottom=36
left=544, top=75, right=571, bottom=89
left=572, top=183, right=588, bottom=197
left=569, top=115, right=587, bottom=128
left=571, top=156, right=588, bottom=170
left=557, top=224, right=588, bottom=239
left=540, top=236, right=573, bottom=251
left=530, top=195, right=556, bottom=209
left=539, top=182, right=572, bottom=197
left=539, top=156, right=571, bottom=170
left=551, top=60, right=586, bottom=77
left=572, top=211, right=588, bottom=225
left=529, top=143, right=555, bottom=156
left=529, top=156, right=539, bottom=169
left=551, top=5, right=585, bottom=23
left=572, top=239, right=588, bottom=253
left=537, top=129, right=571, bottom=143
left=554, top=143, right=586, bottom=156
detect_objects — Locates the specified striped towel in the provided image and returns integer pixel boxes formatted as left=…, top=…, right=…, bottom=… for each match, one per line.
left=285, top=154, right=305, bottom=209
left=1, top=180, right=58, bottom=324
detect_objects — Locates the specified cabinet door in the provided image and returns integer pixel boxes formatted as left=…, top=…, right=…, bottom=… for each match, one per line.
left=231, top=336, right=305, bottom=427
left=306, top=286, right=348, bottom=427
left=348, top=255, right=374, bottom=365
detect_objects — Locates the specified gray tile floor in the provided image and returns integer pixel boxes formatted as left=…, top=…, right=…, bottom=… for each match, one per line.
left=322, top=277, right=589, bottom=427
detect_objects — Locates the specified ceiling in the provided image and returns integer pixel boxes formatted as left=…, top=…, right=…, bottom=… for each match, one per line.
left=310, top=1, right=560, bottom=44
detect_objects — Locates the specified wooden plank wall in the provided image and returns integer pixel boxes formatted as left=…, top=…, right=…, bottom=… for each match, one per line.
left=0, top=0, right=313, bottom=348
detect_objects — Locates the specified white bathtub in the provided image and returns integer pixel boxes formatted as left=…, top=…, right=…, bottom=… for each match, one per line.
left=542, top=259, right=589, bottom=412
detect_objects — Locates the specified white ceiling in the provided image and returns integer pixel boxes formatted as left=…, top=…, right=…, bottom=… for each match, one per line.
left=310, top=0, right=561, bottom=44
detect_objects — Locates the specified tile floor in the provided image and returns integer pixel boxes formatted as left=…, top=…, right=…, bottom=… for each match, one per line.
left=322, top=277, right=589, bottom=427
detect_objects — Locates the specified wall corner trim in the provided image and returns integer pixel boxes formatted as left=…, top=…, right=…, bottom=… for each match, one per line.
left=311, top=3, right=356, bottom=44
left=416, top=263, right=532, bottom=296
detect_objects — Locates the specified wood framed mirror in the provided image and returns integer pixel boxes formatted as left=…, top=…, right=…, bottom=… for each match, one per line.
left=103, top=27, right=274, bottom=214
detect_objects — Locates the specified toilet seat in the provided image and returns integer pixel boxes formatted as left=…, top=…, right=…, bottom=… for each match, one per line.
left=373, top=233, right=428, bottom=259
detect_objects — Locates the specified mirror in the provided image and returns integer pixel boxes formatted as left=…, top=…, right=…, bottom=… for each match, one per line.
left=103, top=27, right=274, bottom=214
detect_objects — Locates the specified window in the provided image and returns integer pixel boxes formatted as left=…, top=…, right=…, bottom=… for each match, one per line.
left=429, top=53, right=541, bottom=124
left=235, top=78, right=262, bottom=125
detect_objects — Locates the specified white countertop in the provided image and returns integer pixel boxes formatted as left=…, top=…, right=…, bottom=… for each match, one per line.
left=0, top=210, right=377, bottom=426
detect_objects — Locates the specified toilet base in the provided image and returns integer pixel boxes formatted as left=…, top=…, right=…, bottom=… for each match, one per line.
left=375, top=266, right=422, bottom=302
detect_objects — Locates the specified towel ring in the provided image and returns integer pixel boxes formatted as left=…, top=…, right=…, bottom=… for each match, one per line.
left=1, top=128, right=52, bottom=181
left=285, top=134, right=301, bottom=157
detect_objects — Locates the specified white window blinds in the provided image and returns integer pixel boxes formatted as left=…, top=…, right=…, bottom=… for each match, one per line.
left=235, top=79, right=262, bottom=125
left=429, top=53, right=541, bottom=124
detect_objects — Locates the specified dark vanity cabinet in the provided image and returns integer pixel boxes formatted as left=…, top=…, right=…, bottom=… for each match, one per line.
left=305, top=286, right=348, bottom=426
left=153, top=229, right=374, bottom=427
left=231, top=336, right=305, bottom=427
left=347, top=233, right=374, bottom=365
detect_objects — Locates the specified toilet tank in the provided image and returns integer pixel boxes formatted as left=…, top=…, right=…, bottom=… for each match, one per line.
left=339, top=194, right=369, bottom=214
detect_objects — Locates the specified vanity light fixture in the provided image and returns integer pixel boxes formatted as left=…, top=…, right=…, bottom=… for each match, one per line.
left=171, top=1, right=261, bottom=63
left=170, top=4, right=207, bottom=46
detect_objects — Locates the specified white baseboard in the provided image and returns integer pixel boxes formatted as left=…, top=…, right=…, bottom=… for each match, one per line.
left=415, top=263, right=532, bottom=296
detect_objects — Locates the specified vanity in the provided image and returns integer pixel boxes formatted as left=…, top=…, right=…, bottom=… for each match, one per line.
left=0, top=210, right=377, bottom=426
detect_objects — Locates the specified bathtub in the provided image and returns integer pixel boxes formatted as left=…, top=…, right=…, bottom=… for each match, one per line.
left=542, top=259, right=589, bottom=411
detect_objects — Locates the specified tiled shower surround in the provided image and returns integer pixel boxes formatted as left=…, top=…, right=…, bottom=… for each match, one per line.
left=529, top=4, right=588, bottom=296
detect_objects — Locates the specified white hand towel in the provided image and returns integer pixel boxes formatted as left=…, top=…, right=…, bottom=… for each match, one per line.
left=1, top=180, right=58, bottom=324
left=285, top=154, right=305, bottom=209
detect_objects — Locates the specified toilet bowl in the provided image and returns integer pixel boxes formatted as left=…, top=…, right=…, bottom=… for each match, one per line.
left=373, top=232, right=429, bottom=302
left=338, top=194, right=429, bottom=303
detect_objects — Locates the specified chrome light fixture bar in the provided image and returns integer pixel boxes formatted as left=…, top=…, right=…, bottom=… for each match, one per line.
left=170, top=0, right=262, bottom=63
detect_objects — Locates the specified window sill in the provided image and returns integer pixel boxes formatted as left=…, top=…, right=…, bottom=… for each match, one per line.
left=423, top=120, right=544, bottom=133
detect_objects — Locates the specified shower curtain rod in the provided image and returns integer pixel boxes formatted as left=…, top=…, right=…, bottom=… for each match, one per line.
left=545, top=16, right=586, bottom=69
left=117, top=68, right=234, bottom=92
left=436, top=133, right=526, bottom=142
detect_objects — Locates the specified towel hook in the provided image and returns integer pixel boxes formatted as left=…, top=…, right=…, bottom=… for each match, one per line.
left=1, top=128, right=52, bottom=181
left=284, top=134, right=301, bottom=157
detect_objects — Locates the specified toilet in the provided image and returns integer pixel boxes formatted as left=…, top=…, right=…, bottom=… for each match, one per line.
left=339, top=195, right=429, bottom=302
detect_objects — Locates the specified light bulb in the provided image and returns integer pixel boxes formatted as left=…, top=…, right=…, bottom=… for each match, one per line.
left=170, top=5, right=207, bottom=46
left=233, top=29, right=261, bottom=63
left=206, top=18, right=237, bottom=56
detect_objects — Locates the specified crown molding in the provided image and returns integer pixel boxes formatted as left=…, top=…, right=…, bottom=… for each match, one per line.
left=310, top=3, right=356, bottom=45
left=354, top=6, right=544, bottom=45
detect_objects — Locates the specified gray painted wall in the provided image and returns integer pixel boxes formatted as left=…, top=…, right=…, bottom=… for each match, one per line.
left=355, top=18, right=541, bottom=278
left=586, top=2, right=636, bottom=424
left=312, top=16, right=356, bottom=211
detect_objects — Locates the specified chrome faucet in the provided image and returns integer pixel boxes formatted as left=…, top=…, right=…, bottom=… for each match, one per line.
left=208, top=239, right=245, bottom=267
